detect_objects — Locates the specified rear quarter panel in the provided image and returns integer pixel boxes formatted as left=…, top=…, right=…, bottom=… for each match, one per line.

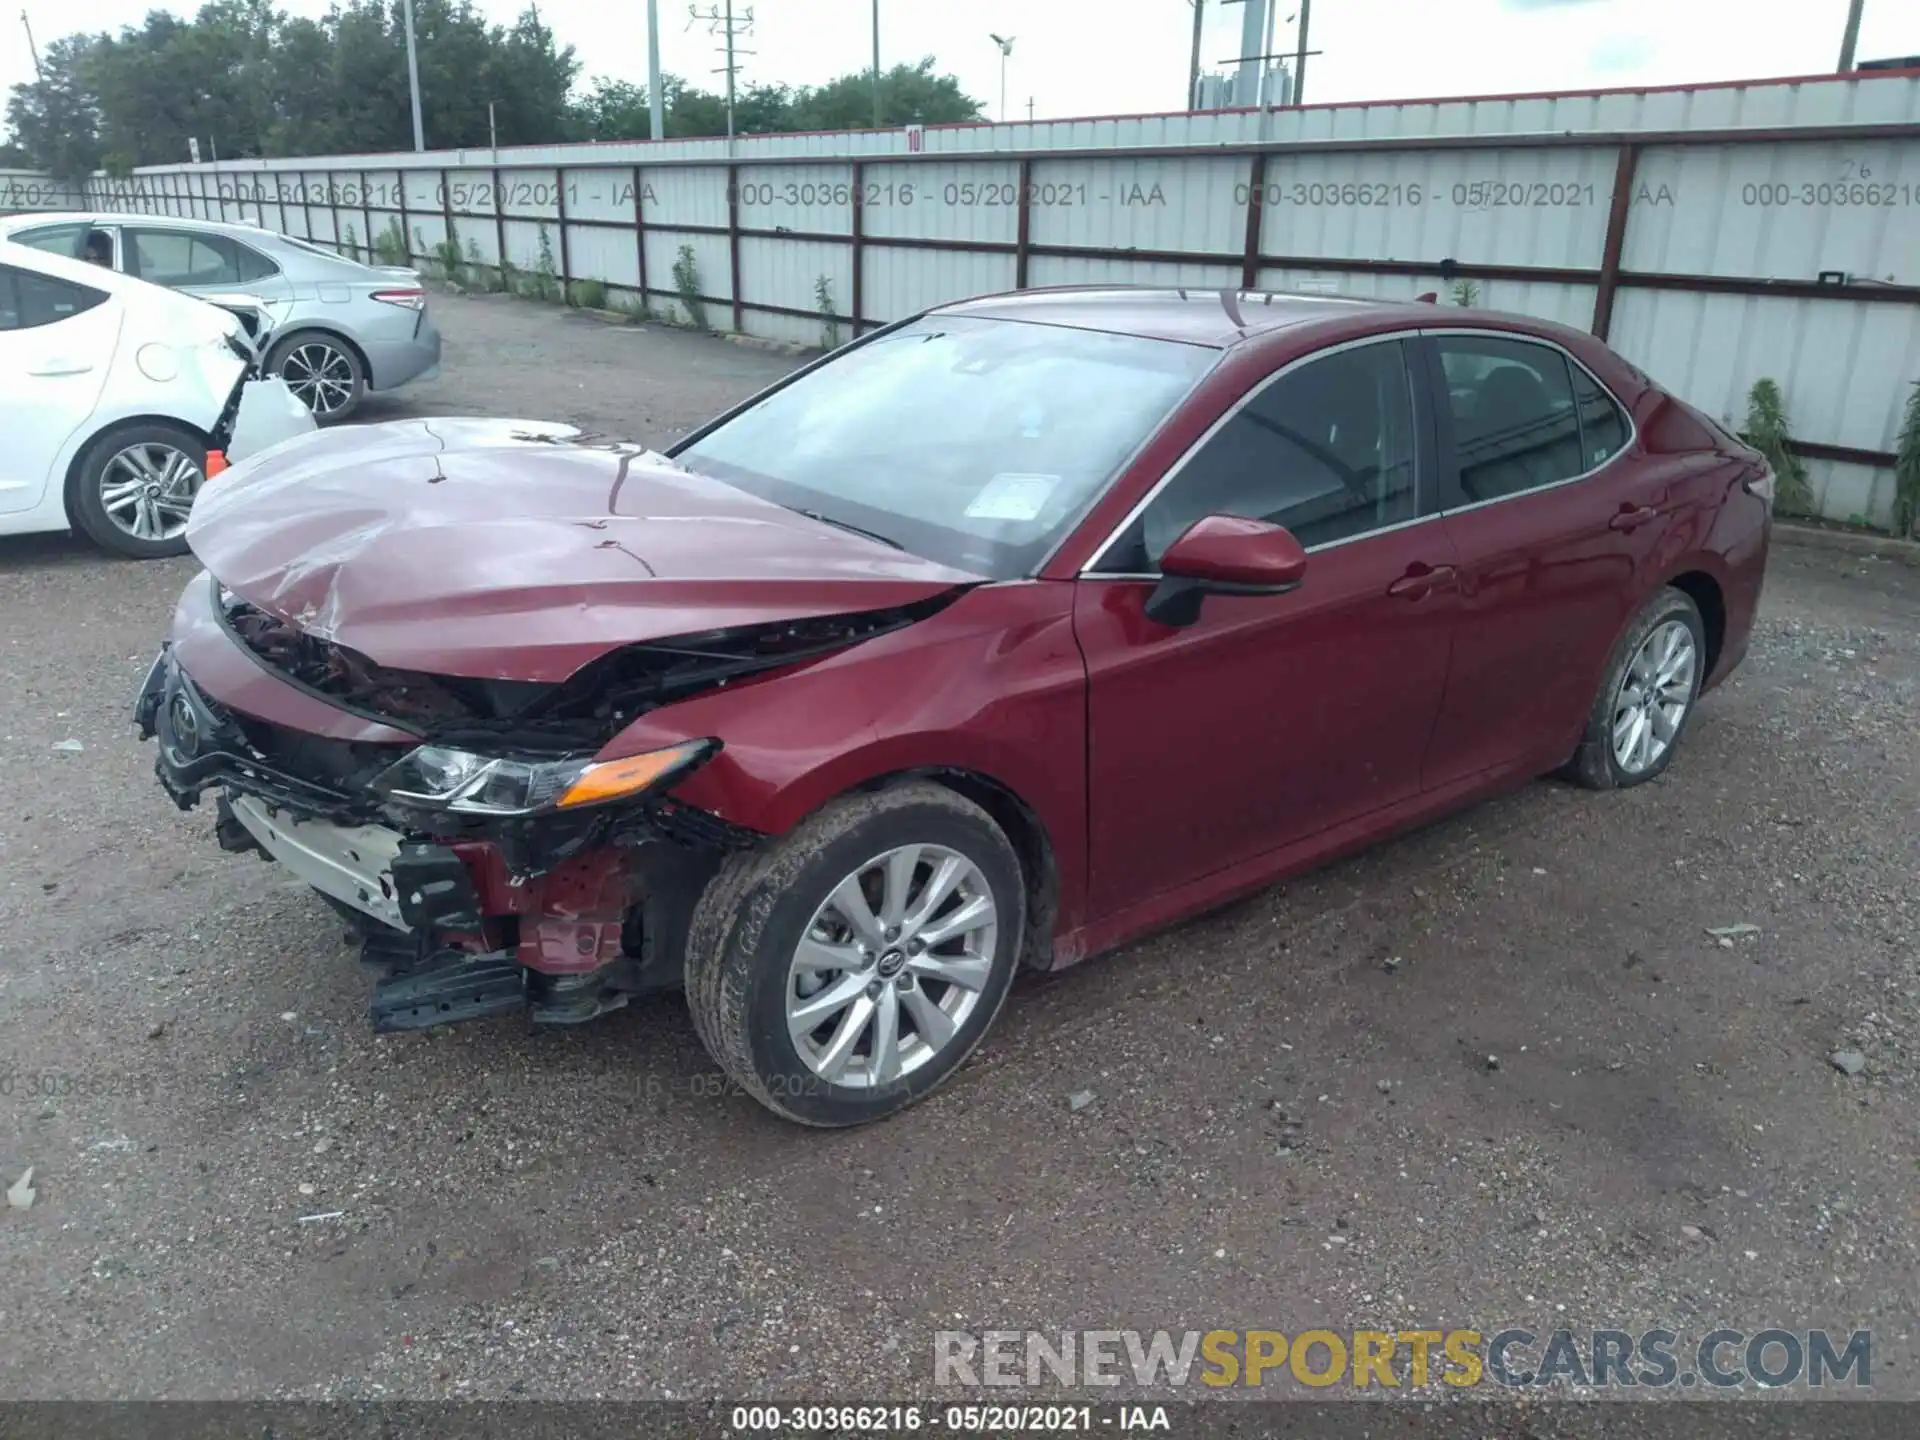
left=601, top=581, right=1093, bottom=936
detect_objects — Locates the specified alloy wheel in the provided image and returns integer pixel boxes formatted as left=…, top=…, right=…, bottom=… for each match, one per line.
left=1611, top=618, right=1697, bottom=775
left=278, top=342, right=357, bottom=417
left=98, top=443, right=204, bottom=543
left=786, top=843, right=999, bottom=1089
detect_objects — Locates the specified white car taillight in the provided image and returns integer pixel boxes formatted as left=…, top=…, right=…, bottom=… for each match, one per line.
left=1744, top=467, right=1776, bottom=509
left=370, top=288, right=426, bottom=311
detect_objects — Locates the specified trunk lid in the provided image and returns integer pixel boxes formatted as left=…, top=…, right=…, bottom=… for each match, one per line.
left=185, top=418, right=979, bottom=683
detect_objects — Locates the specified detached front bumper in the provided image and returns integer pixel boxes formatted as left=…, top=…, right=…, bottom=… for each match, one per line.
left=134, top=642, right=722, bottom=1032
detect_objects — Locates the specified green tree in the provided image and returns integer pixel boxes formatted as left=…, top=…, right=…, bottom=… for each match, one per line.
left=568, top=59, right=983, bottom=142
left=2, top=10, right=972, bottom=167
left=4, top=35, right=106, bottom=178
left=789, top=58, right=984, bottom=130
left=3, top=0, right=579, bottom=169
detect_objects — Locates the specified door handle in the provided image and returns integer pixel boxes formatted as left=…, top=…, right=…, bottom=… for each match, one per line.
left=1609, top=504, right=1658, bottom=532
left=27, top=357, right=93, bottom=377
left=1387, top=563, right=1457, bottom=601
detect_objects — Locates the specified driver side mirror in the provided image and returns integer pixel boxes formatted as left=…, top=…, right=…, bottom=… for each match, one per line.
left=1145, top=514, right=1308, bottom=628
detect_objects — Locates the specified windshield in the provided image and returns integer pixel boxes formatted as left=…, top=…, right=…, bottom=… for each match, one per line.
left=673, top=315, right=1217, bottom=578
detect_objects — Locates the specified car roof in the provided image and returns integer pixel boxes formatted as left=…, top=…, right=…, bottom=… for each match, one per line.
left=0, top=235, right=249, bottom=320
left=935, top=285, right=1435, bottom=348
left=0, top=211, right=279, bottom=242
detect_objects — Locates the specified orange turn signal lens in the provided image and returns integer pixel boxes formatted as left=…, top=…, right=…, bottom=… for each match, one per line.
left=554, top=740, right=714, bottom=810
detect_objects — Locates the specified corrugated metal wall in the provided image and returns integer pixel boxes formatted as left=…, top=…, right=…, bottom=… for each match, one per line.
left=14, top=71, right=1920, bottom=526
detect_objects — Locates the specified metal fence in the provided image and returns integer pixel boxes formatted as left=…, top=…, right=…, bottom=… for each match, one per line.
left=18, top=71, right=1920, bottom=527
left=0, top=170, right=86, bottom=215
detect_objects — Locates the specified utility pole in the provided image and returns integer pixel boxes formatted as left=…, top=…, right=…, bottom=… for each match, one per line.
left=21, top=9, right=42, bottom=80
left=690, top=2, right=754, bottom=142
left=871, top=0, right=882, bottom=127
left=1187, top=0, right=1205, bottom=110
left=488, top=100, right=498, bottom=158
left=1836, top=0, right=1865, bottom=71
left=648, top=0, right=665, bottom=139
left=401, top=0, right=426, bottom=150
left=1027, top=97, right=1035, bottom=122
left=1292, top=0, right=1311, bottom=104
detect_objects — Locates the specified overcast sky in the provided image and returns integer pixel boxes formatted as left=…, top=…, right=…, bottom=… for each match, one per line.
left=6, top=0, right=1917, bottom=132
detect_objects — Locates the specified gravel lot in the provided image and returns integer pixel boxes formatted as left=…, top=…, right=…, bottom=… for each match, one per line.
left=0, top=291, right=1915, bottom=1404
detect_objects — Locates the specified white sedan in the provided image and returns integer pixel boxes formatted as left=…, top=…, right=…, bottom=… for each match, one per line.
left=0, top=239, right=315, bottom=558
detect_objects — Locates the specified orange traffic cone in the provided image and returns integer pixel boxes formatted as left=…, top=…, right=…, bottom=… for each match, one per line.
left=205, top=450, right=229, bottom=477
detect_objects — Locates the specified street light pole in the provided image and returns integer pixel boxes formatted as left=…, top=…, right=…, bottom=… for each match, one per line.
left=871, top=0, right=882, bottom=127
left=990, top=34, right=1015, bottom=123
left=1836, top=0, right=1865, bottom=71
left=401, top=0, right=426, bottom=150
left=648, top=0, right=665, bottom=139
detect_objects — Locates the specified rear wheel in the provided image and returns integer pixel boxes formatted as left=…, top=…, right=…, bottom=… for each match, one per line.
left=66, top=422, right=208, bottom=559
left=1566, top=586, right=1706, bottom=790
left=684, top=782, right=1024, bottom=1127
left=268, top=330, right=365, bottom=421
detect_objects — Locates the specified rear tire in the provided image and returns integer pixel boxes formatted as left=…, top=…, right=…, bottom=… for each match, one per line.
left=1565, top=586, right=1706, bottom=790
left=268, top=330, right=365, bottom=422
left=66, top=421, right=208, bottom=559
left=684, top=782, right=1024, bottom=1127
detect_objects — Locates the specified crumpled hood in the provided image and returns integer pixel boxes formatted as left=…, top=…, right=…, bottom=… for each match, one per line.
left=185, top=417, right=979, bottom=683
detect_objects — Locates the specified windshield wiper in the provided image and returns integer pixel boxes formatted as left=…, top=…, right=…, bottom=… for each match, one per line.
left=795, top=508, right=905, bottom=551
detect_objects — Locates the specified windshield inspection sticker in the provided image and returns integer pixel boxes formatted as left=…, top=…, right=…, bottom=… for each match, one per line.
left=965, top=473, right=1059, bottom=522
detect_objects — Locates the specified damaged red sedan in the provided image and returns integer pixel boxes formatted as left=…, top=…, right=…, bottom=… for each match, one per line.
left=136, top=287, right=1773, bottom=1127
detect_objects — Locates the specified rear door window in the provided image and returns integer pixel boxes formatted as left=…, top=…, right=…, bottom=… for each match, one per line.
left=0, top=265, right=109, bottom=330
left=7, top=223, right=87, bottom=259
left=1434, top=335, right=1587, bottom=504
left=126, top=228, right=246, bottom=288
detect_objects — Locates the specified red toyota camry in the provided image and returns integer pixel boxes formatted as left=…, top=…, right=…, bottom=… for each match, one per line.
left=137, top=286, right=1773, bottom=1127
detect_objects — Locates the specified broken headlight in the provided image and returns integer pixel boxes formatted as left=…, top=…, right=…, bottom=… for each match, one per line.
left=371, top=738, right=718, bottom=817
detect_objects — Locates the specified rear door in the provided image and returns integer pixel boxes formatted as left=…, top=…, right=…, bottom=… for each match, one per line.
left=1074, top=335, right=1461, bottom=915
left=0, top=263, right=119, bottom=514
left=1418, top=329, right=1666, bottom=785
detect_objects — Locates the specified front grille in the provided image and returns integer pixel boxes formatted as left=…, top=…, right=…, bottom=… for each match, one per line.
left=227, top=711, right=406, bottom=795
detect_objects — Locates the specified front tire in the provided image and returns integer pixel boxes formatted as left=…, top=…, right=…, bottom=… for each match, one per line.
left=66, top=422, right=208, bottom=559
left=685, top=782, right=1025, bottom=1127
left=1566, top=586, right=1706, bottom=790
left=268, top=330, right=365, bottom=422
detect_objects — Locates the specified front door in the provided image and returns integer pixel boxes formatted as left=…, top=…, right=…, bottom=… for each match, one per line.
left=1074, top=336, right=1461, bottom=917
